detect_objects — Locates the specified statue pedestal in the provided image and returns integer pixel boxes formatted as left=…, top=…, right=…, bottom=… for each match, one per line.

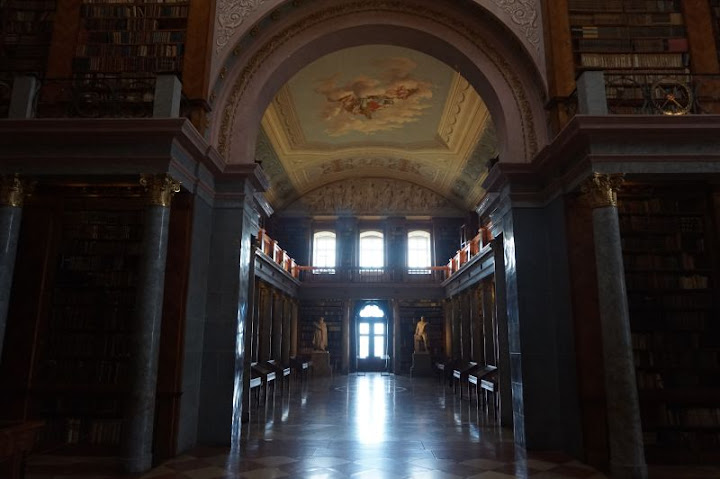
left=311, top=350, right=331, bottom=377
left=411, top=351, right=433, bottom=377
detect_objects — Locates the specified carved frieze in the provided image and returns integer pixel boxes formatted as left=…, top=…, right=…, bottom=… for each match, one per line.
left=216, top=0, right=269, bottom=53
left=285, top=178, right=462, bottom=216
left=491, top=0, right=540, bottom=51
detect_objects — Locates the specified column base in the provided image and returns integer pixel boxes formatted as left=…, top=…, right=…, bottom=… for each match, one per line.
left=610, top=462, right=648, bottom=479
left=410, top=352, right=433, bottom=377
left=311, top=350, right=331, bottom=376
left=123, top=453, right=152, bottom=474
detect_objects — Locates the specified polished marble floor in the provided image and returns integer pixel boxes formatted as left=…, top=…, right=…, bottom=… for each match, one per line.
left=26, top=374, right=720, bottom=479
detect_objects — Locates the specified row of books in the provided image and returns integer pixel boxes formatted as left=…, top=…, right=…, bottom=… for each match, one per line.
left=619, top=215, right=704, bottom=233
left=39, top=358, right=129, bottom=384
left=568, top=0, right=681, bottom=13
left=644, top=430, right=720, bottom=447
left=60, top=253, right=139, bottom=272
left=574, top=37, right=688, bottom=53
left=619, top=197, right=706, bottom=214
left=80, top=4, right=189, bottom=18
left=632, top=332, right=703, bottom=351
left=2, top=0, right=56, bottom=8
left=636, top=370, right=715, bottom=390
left=625, top=273, right=709, bottom=290
left=623, top=252, right=704, bottom=271
left=666, top=408, right=720, bottom=427
left=631, top=311, right=708, bottom=331
left=79, top=30, right=185, bottom=44
left=48, top=332, right=131, bottom=358
left=52, top=306, right=131, bottom=331
left=73, top=56, right=181, bottom=72
left=634, top=349, right=719, bottom=369
left=44, top=418, right=123, bottom=445
left=572, top=25, right=686, bottom=39
left=76, top=43, right=183, bottom=57
left=570, top=12, right=683, bottom=25
left=62, top=223, right=142, bottom=241
left=53, top=288, right=136, bottom=306
left=577, top=52, right=688, bottom=69
left=622, top=235, right=705, bottom=253
left=628, top=291, right=713, bottom=310
left=62, top=238, right=143, bottom=256
left=81, top=17, right=186, bottom=31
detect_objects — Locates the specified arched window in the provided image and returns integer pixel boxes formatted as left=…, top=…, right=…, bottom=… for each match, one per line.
left=407, top=230, right=432, bottom=274
left=359, top=230, right=384, bottom=269
left=312, top=231, right=336, bottom=274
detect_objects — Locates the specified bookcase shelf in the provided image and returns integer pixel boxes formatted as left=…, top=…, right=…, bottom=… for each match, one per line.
left=568, top=0, right=689, bottom=72
left=0, top=0, right=57, bottom=73
left=73, top=0, right=188, bottom=75
left=619, top=185, right=720, bottom=463
left=29, top=198, right=145, bottom=451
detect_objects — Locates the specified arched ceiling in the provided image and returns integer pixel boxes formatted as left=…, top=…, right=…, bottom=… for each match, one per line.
left=257, top=45, right=498, bottom=217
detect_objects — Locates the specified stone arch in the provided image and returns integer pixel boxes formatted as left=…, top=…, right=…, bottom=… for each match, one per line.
left=209, top=0, right=548, bottom=170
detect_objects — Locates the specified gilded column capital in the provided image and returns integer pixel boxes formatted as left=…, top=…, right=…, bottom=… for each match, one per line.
left=580, top=173, right=625, bottom=209
left=140, top=174, right=181, bottom=207
left=1, top=175, right=33, bottom=207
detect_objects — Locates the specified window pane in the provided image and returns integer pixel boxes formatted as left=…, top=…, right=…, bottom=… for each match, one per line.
left=374, top=323, right=384, bottom=334
left=408, top=230, right=431, bottom=273
left=374, top=337, right=385, bottom=358
left=313, top=231, right=336, bottom=274
left=359, top=336, right=369, bottom=359
left=359, top=323, right=370, bottom=334
left=359, top=231, right=384, bottom=268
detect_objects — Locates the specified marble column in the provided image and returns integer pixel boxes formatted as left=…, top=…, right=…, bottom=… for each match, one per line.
left=581, top=173, right=647, bottom=479
left=123, top=174, right=180, bottom=473
left=451, top=297, right=461, bottom=359
left=390, top=299, right=400, bottom=373
left=471, top=286, right=484, bottom=363
left=242, top=239, right=259, bottom=423
left=0, top=175, right=29, bottom=362
left=341, top=299, right=351, bottom=374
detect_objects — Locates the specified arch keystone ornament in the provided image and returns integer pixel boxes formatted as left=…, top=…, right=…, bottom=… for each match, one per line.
left=580, top=173, right=624, bottom=209
left=139, top=174, right=181, bottom=207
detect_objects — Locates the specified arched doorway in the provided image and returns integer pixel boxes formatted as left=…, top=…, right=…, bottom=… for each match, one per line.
left=354, top=301, right=390, bottom=372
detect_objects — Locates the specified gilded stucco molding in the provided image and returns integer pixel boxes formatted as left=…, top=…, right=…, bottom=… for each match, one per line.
left=218, top=1, right=539, bottom=164
left=216, top=0, right=269, bottom=53
left=580, top=173, right=625, bottom=209
left=140, top=174, right=182, bottom=207
left=491, top=0, right=540, bottom=52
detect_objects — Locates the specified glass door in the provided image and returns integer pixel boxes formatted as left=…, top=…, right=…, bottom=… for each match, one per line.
left=356, top=304, right=387, bottom=372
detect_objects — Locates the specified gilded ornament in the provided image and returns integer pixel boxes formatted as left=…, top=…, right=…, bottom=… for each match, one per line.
left=0, top=175, right=31, bottom=207
left=580, top=173, right=624, bottom=209
left=139, top=174, right=181, bottom=207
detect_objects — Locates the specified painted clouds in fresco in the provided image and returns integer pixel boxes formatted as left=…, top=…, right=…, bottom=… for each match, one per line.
left=315, top=57, right=434, bottom=137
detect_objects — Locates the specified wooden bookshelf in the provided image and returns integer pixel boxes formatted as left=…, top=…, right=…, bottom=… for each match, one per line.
left=31, top=198, right=144, bottom=449
left=299, top=300, right=343, bottom=366
left=568, top=0, right=690, bottom=72
left=398, top=300, right=443, bottom=373
left=0, top=0, right=57, bottom=73
left=712, top=0, right=720, bottom=66
left=619, top=185, right=720, bottom=464
left=72, top=0, right=189, bottom=75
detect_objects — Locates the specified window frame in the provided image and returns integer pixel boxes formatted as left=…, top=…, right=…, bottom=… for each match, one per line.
left=358, top=229, right=385, bottom=270
left=312, top=230, right=336, bottom=274
left=407, top=229, right=432, bottom=274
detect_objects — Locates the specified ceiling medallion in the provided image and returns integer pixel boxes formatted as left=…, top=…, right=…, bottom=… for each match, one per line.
left=218, top=1, right=538, bottom=162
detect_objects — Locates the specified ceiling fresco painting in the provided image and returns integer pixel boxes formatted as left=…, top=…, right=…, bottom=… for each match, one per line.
left=258, top=45, right=498, bottom=216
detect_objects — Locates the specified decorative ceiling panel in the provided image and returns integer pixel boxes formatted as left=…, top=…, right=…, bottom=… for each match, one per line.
left=258, top=45, right=498, bottom=214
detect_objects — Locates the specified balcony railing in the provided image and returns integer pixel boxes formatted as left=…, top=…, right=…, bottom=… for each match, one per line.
left=257, top=229, right=299, bottom=279
left=35, top=74, right=158, bottom=118
left=444, top=228, right=493, bottom=279
left=297, top=266, right=448, bottom=283
left=605, top=73, right=720, bottom=115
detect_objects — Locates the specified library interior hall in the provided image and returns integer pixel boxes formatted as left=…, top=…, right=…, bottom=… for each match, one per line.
left=2, top=1, right=720, bottom=479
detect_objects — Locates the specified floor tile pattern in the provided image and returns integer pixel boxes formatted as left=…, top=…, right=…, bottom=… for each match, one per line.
left=25, top=374, right=720, bottom=478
